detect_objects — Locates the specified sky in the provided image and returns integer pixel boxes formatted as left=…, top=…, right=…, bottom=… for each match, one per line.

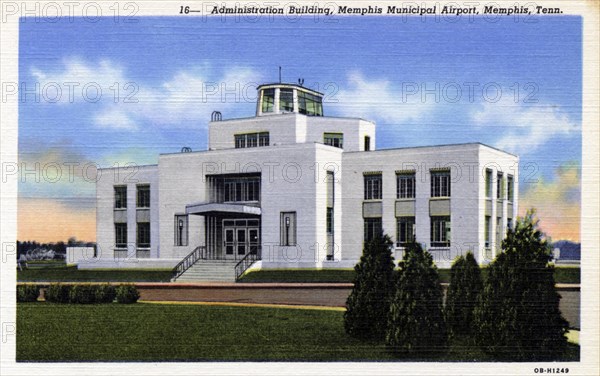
left=17, top=15, right=582, bottom=243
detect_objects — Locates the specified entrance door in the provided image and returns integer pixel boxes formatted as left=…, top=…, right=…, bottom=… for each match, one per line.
left=222, top=219, right=260, bottom=260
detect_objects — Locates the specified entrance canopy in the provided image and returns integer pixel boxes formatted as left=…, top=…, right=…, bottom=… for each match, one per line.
left=185, top=202, right=261, bottom=216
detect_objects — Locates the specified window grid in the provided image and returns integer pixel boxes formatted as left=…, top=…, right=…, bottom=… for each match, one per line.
left=396, top=217, right=415, bottom=246
left=114, top=186, right=127, bottom=209
left=235, top=132, right=270, bottom=149
left=430, top=216, right=451, bottom=248
left=261, top=88, right=275, bottom=113
left=279, top=89, right=294, bottom=112
left=497, top=173, right=504, bottom=199
left=430, top=171, right=451, bottom=198
left=396, top=173, right=416, bottom=199
left=115, top=223, right=127, bottom=248
left=136, top=185, right=150, bottom=208
left=507, top=175, right=514, bottom=202
left=364, top=218, right=382, bottom=243
left=324, top=133, right=343, bottom=148
left=137, top=222, right=150, bottom=249
left=485, top=169, right=493, bottom=198
left=364, top=174, right=382, bottom=200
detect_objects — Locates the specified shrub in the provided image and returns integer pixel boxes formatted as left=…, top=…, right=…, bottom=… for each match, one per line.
left=17, top=285, right=39, bottom=302
left=386, top=241, right=448, bottom=355
left=95, top=284, right=117, bottom=303
left=116, top=285, right=140, bottom=304
left=45, top=284, right=72, bottom=303
left=69, top=285, right=98, bottom=304
left=344, top=234, right=395, bottom=340
left=445, top=252, right=483, bottom=336
left=474, top=210, right=568, bottom=361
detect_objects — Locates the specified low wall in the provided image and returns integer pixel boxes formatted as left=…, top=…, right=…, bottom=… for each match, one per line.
left=76, top=259, right=180, bottom=270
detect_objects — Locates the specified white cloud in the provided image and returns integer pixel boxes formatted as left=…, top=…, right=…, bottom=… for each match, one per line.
left=330, top=71, right=434, bottom=123
left=471, top=97, right=579, bottom=153
left=30, top=58, right=262, bottom=130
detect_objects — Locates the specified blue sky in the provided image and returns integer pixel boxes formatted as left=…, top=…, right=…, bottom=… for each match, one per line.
left=18, top=15, right=582, bottom=241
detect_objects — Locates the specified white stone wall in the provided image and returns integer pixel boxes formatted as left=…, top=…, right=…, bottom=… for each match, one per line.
left=95, top=164, right=159, bottom=264
left=208, top=114, right=375, bottom=152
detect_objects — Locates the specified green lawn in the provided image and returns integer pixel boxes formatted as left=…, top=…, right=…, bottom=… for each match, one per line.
left=17, top=303, right=579, bottom=362
left=240, top=267, right=580, bottom=284
left=17, top=266, right=172, bottom=282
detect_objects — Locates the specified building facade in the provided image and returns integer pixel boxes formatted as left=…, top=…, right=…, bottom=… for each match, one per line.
left=84, top=82, right=519, bottom=281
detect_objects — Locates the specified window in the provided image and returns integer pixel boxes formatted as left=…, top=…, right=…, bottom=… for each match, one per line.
left=485, top=216, right=491, bottom=248
left=223, top=177, right=260, bottom=202
left=507, top=175, right=514, bottom=202
left=137, top=222, right=150, bottom=248
left=364, top=174, right=382, bottom=200
left=280, top=212, right=297, bottom=246
left=174, top=215, right=188, bottom=246
left=136, top=185, right=150, bottom=208
left=326, top=207, right=333, bottom=234
left=497, top=173, right=504, bottom=199
left=114, top=186, right=127, bottom=209
left=298, top=90, right=323, bottom=116
left=396, top=217, right=415, bottom=246
left=234, top=132, right=270, bottom=149
left=115, top=223, right=127, bottom=248
left=485, top=169, right=493, bottom=198
left=496, top=217, right=503, bottom=248
left=430, top=216, right=451, bottom=247
left=259, top=132, right=270, bottom=147
left=261, top=88, right=275, bottom=113
left=364, top=218, right=382, bottom=243
left=507, top=218, right=513, bottom=231
left=397, top=172, right=416, bottom=199
left=431, top=170, right=451, bottom=198
left=324, top=133, right=343, bottom=148
left=279, top=88, right=294, bottom=112
left=364, top=136, right=371, bottom=151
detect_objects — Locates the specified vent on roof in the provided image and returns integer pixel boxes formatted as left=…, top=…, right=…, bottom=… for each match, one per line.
left=181, top=147, right=192, bottom=153
left=211, top=111, right=222, bottom=122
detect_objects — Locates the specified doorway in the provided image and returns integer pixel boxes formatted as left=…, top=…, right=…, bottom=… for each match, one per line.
left=223, top=219, right=259, bottom=260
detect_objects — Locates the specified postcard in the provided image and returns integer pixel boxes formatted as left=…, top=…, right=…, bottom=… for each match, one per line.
left=1, top=1, right=598, bottom=375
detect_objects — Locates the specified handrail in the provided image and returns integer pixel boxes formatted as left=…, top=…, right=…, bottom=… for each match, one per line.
left=172, top=245, right=205, bottom=281
left=234, top=246, right=261, bottom=281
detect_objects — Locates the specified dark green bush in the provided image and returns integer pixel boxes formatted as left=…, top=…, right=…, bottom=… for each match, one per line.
left=95, top=284, right=117, bottom=303
left=474, top=210, right=568, bottom=361
left=445, top=252, right=483, bottom=336
left=344, top=234, right=395, bottom=340
left=45, top=284, right=72, bottom=303
left=69, top=285, right=98, bottom=304
left=17, top=284, right=39, bottom=302
left=116, top=285, right=140, bottom=304
left=386, top=241, right=448, bottom=355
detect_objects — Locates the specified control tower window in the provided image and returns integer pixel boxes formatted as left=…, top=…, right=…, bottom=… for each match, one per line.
left=298, top=91, right=323, bottom=116
left=261, top=88, right=275, bottom=113
left=280, top=89, right=294, bottom=112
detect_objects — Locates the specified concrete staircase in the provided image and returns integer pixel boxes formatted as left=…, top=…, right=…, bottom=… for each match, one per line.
left=173, top=259, right=238, bottom=282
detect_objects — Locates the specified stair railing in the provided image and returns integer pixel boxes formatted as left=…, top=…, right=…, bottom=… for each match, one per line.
left=234, top=246, right=261, bottom=281
left=172, top=245, right=206, bottom=281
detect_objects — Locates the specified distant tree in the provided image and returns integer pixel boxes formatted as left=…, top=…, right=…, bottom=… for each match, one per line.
left=386, top=241, right=448, bottom=355
left=344, top=233, right=395, bottom=340
left=474, top=210, right=569, bottom=360
left=445, top=252, right=483, bottom=337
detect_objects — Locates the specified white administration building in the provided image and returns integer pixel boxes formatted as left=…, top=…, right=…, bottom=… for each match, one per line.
left=82, top=82, right=519, bottom=282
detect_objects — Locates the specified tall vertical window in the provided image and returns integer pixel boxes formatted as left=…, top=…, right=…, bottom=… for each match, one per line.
left=497, top=172, right=504, bottom=199
left=280, top=212, right=297, bottom=246
left=430, top=216, right=451, bottom=247
left=114, top=186, right=127, bottom=209
left=364, top=174, right=382, bottom=200
left=396, top=217, right=415, bottom=246
left=364, top=136, right=371, bottom=151
left=364, top=218, right=382, bottom=243
left=136, top=185, right=150, bottom=208
left=174, top=215, right=188, bottom=246
left=430, top=170, right=451, bottom=198
left=396, top=172, right=416, bottom=199
left=324, top=133, right=343, bottom=148
left=279, top=88, right=294, bottom=112
left=326, top=207, right=333, bottom=234
left=496, top=216, right=503, bottom=248
left=137, top=223, right=150, bottom=248
left=485, top=216, right=491, bottom=248
left=485, top=169, right=493, bottom=198
left=259, top=132, right=270, bottom=146
left=507, top=175, right=514, bottom=202
left=298, top=91, right=323, bottom=116
left=261, top=88, right=275, bottom=113
left=115, top=223, right=127, bottom=248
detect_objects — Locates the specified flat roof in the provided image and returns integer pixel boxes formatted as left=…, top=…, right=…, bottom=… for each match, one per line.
left=344, top=142, right=518, bottom=157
